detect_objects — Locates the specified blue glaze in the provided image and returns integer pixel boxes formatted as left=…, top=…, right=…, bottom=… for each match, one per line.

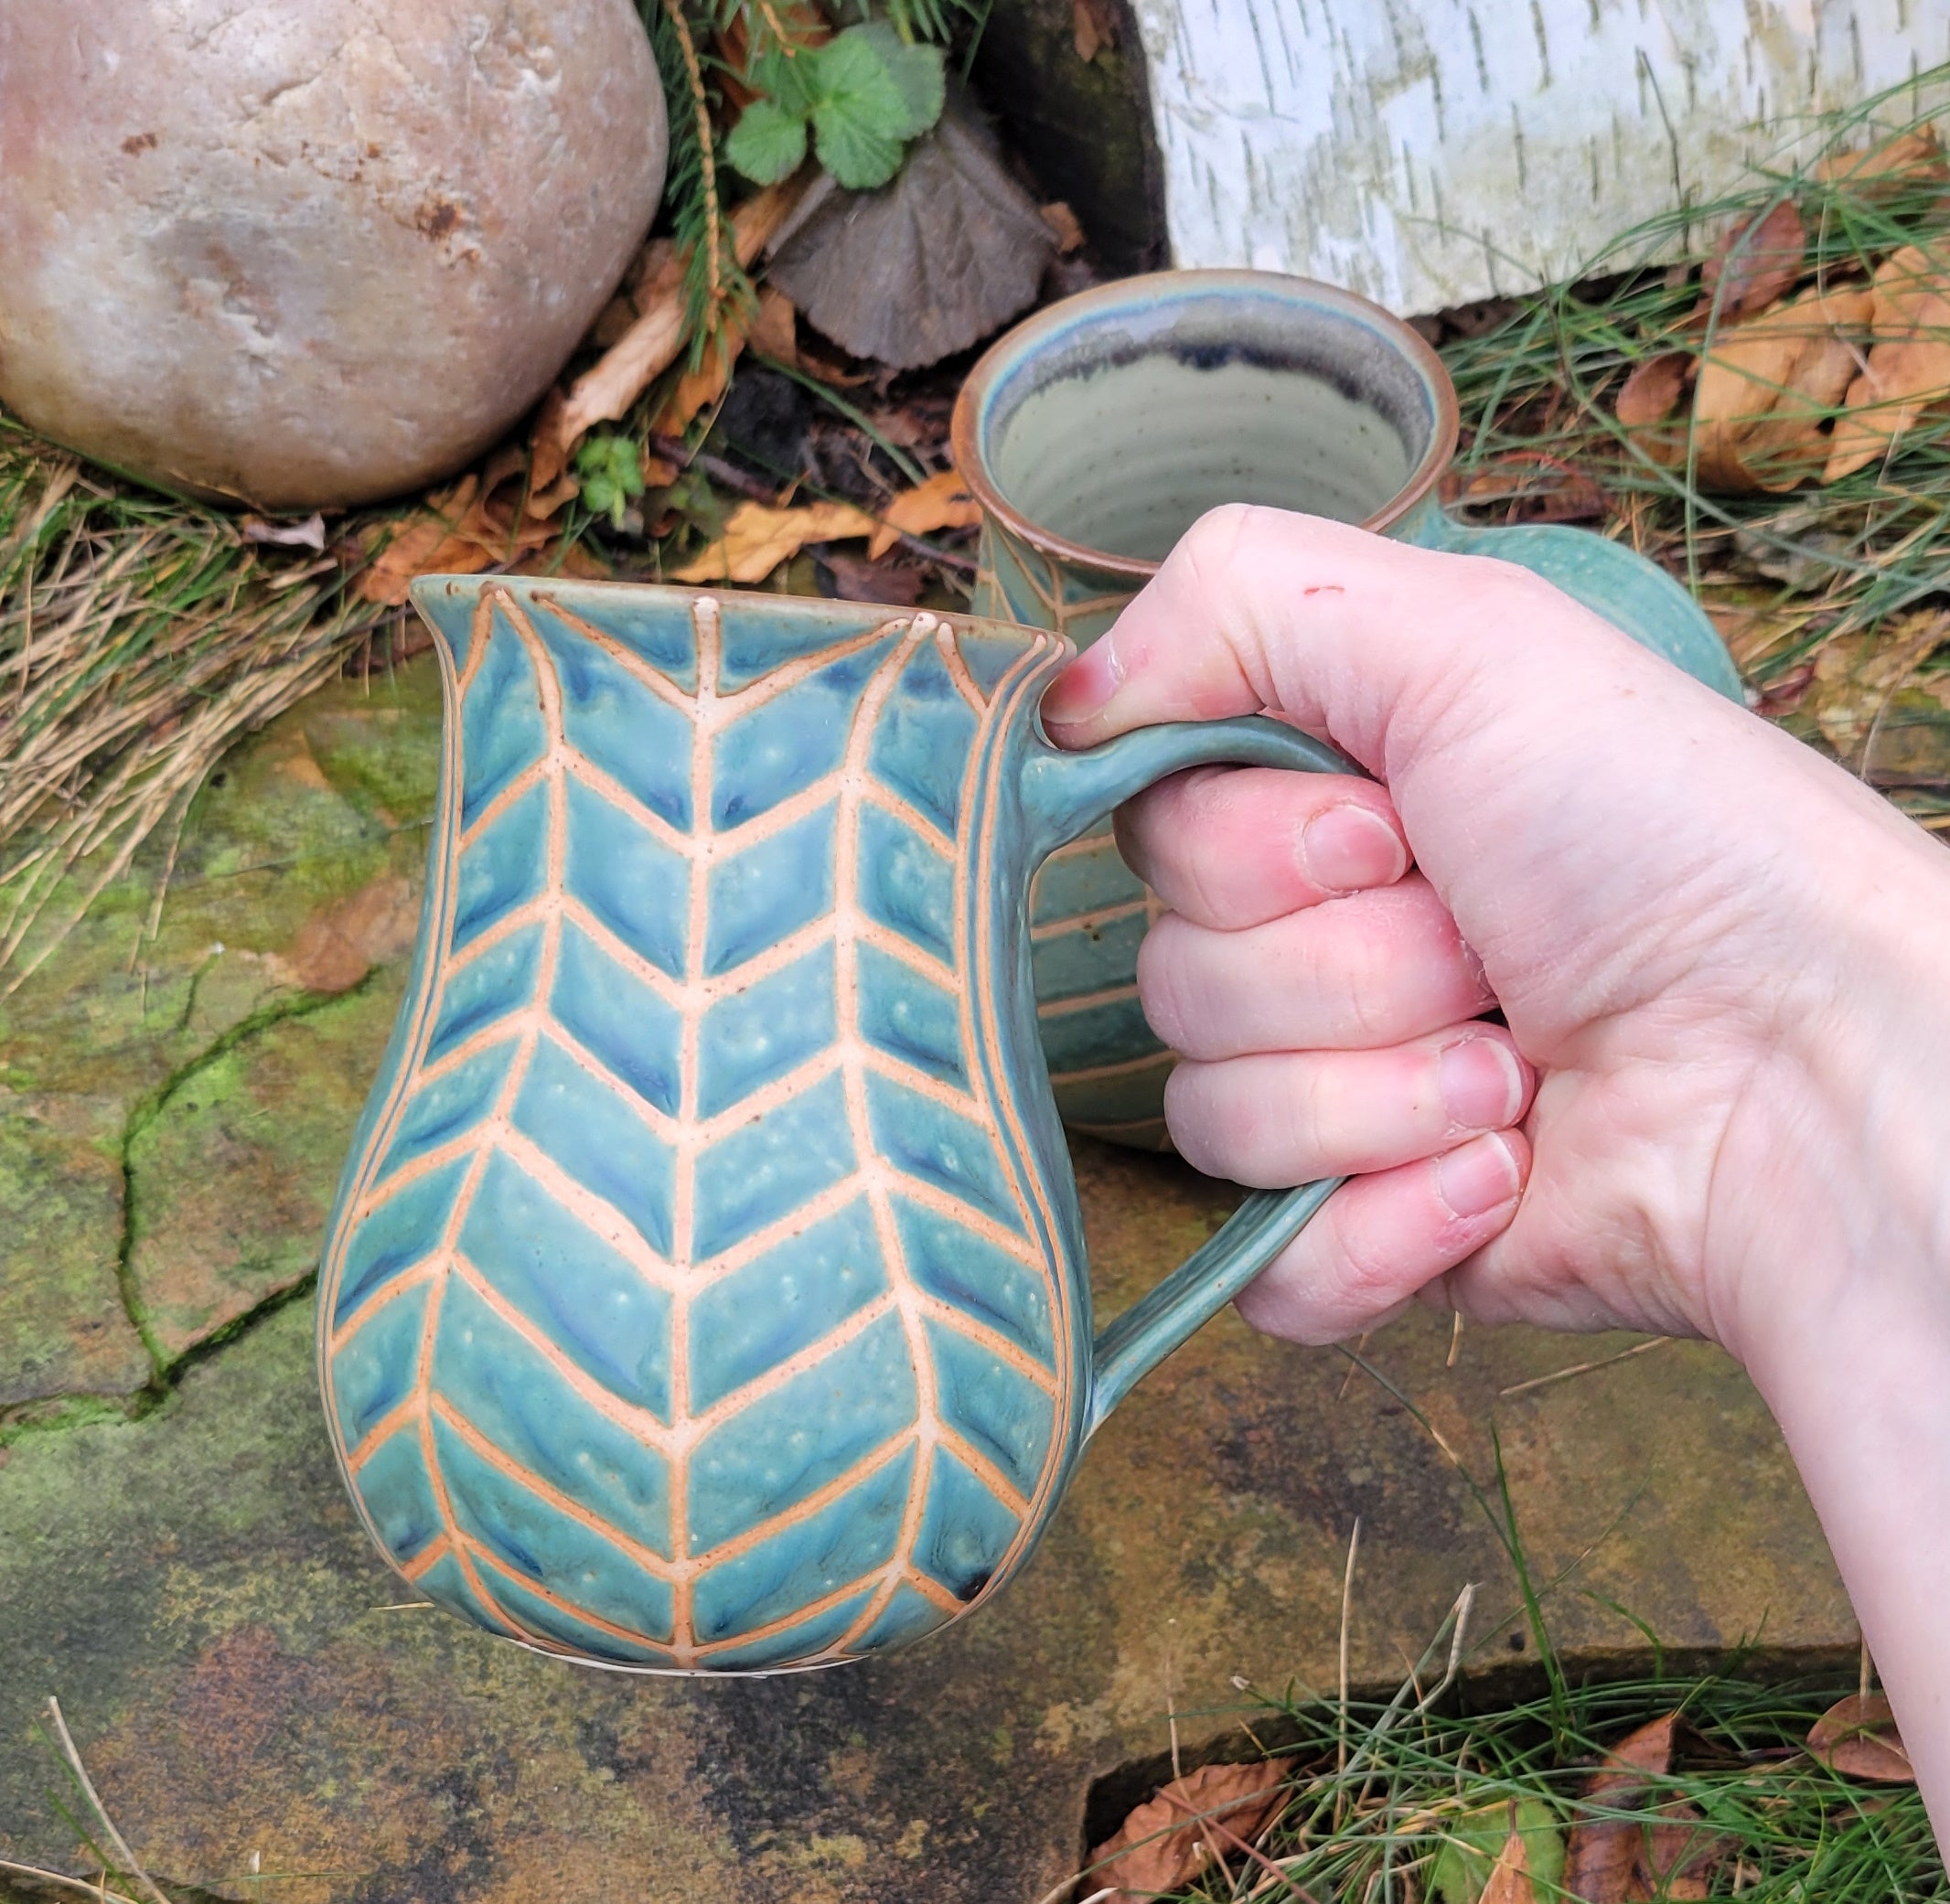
left=319, top=579, right=1354, bottom=1674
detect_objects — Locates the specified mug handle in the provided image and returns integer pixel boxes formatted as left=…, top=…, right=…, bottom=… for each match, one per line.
left=1413, top=514, right=1746, bottom=703
left=1020, top=713, right=1365, bottom=1440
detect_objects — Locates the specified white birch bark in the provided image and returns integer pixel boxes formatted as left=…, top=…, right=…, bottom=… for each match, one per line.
left=1130, top=0, right=1950, bottom=313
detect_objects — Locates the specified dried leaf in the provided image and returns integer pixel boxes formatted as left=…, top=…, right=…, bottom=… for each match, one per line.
left=1823, top=251, right=1950, bottom=478
left=1566, top=1714, right=1682, bottom=1902
left=747, top=284, right=798, bottom=367
left=1088, top=1759, right=1293, bottom=1898
left=354, top=475, right=560, bottom=605
left=1700, top=198, right=1807, bottom=324
left=669, top=497, right=877, bottom=583
left=1071, top=0, right=1118, bottom=61
left=866, top=468, right=980, bottom=559
left=1692, top=286, right=1873, bottom=491
left=820, top=550, right=926, bottom=604
left=1617, top=353, right=1689, bottom=427
left=1808, top=1694, right=1916, bottom=1782
left=1814, top=127, right=1948, bottom=200
left=1482, top=1826, right=1537, bottom=1904
left=1042, top=199, right=1086, bottom=253
left=1432, top=1799, right=1565, bottom=1904
left=656, top=312, right=750, bottom=437
left=546, top=176, right=809, bottom=465
left=1639, top=1801, right=1733, bottom=1900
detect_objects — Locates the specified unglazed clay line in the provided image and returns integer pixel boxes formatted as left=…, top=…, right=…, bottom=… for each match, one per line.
left=457, top=755, right=552, bottom=851
left=911, top=1291, right=1059, bottom=1393
left=830, top=625, right=945, bottom=1635
left=342, top=1395, right=424, bottom=1472
left=935, top=1425, right=1032, bottom=1522
left=434, top=894, right=551, bottom=980
left=448, top=1254, right=678, bottom=1451
left=854, top=1045, right=982, bottom=1118
left=873, top=1171, right=1042, bottom=1268
left=691, top=1568, right=895, bottom=1657
left=1045, top=1050, right=1176, bottom=1085
left=896, top=1564, right=967, bottom=1616
left=1036, top=982, right=1141, bottom=1018
left=402, top=594, right=579, bottom=1655
left=682, top=1171, right=870, bottom=1288
left=935, top=624, right=994, bottom=712
left=684, top=1290, right=900, bottom=1437
left=705, top=773, right=843, bottom=853
left=665, top=598, right=721, bottom=1664
left=680, top=1432, right=918, bottom=1573
left=860, top=778, right=955, bottom=851
left=557, top=747, right=691, bottom=855
left=1029, top=896, right=1150, bottom=941
left=531, top=1019, right=683, bottom=1145
left=712, top=616, right=909, bottom=720
left=429, top=1394, right=676, bottom=1579
left=455, top=591, right=498, bottom=694
left=326, top=1257, right=442, bottom=1359
left=496, top=1121, right=683, bottom=1293
left=836, top=623, right=1058, bottom=1656
left=536, top=598, right=701, bottom=712
left=406, top=1021, right=531, bottom=1098
left=691, top=1048, right=845, bottom=1148
left=462, top=1536, right=679, bottom=1654
left=827, top=909, right=958, bottom=993
left=964, top=634, right=1086, bottom=1582
left=556, top=892, right=690, bottom=1001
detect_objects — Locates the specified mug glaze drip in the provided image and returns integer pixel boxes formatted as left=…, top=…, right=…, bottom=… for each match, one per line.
left=317, top=577, right=1345, bottom=1674
left=953, top=269, right=1745, bottom=1149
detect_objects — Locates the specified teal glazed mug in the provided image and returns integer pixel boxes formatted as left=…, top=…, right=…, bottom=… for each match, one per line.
left=952, top=269, right=1744, bottom=1149
left=317, top=576, right=1352, bottom=1674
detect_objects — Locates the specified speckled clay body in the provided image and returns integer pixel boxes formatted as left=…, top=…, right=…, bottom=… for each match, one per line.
left=953, top=270, right=1745, bottom=1148
left=316, top=578, right=1344, bottom=1673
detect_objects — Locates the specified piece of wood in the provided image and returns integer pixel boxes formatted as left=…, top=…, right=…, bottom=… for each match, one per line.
left=1126, top=0, right=1950, bottom=315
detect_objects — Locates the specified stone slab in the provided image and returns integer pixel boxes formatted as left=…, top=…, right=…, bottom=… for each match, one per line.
left=0, top=649, right=1857, bottom=1900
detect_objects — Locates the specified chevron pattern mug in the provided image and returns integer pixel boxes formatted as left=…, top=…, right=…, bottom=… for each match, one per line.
left=317, top=577, right=1348, bottom=1674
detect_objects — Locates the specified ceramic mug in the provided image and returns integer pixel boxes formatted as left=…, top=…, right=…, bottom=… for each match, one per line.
left=316, top=576, right=1351, bottom=1674
left=952, top=269, right=1744, bottom=1149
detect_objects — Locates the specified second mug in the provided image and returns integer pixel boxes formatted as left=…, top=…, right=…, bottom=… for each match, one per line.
left=951, top=269, right=1744, bottom=1149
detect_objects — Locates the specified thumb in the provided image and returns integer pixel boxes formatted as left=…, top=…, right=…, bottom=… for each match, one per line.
left=1036, top=503, right=1688, bottom=778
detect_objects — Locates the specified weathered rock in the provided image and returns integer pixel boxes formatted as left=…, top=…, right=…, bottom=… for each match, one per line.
left=0, top=1, right=667, bottom=509
left=0, top=1090, right=149, bottom=1411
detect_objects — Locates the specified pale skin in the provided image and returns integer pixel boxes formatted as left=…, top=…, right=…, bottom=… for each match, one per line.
left=1042, top=504, right=1950, bottom=1834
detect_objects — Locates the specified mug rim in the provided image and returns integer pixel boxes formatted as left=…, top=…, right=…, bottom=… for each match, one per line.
left=949, top=267, right=1462, bottom=581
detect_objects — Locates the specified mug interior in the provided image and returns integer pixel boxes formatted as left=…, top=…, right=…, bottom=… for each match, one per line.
left=971, top=277, right=1451, bottom=566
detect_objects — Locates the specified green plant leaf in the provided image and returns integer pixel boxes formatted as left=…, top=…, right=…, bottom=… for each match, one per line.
left=574, top=434, right=645, bottom=530
left=723, top=97, right=809, bottom=186
left=805, top=24, right=944, bottom=190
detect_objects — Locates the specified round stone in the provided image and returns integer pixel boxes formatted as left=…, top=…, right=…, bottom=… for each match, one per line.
left=0, top=1, right=667, bottom=509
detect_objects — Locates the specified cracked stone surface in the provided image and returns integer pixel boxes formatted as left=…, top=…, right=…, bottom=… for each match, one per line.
left=0, top=651, right=1858, bottom=1901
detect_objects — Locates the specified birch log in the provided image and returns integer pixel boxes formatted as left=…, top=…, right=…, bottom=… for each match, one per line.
left=1132, top=0, right=1950, bottom=313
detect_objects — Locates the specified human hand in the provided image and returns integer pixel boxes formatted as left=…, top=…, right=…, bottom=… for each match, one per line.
left=1040, top=506, right=1950, bottom=1369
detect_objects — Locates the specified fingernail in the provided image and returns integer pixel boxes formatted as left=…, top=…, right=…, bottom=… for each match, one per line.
left=1299, top=803, right=1409, bottom=893
left=1041, top=636, right=1122, bottom=728
left=1438, top=1133, right=1522, bottom=1220
left=1438, top=1035, right=1524, bottom=1131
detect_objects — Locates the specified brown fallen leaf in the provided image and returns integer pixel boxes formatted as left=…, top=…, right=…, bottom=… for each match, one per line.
left=1692, top=285, right=1873, bottom=491
left=1041, top=199, right=1086, bottom=254
left=1814, top=126, right=1948, bottom=200
left=1088, top=1759, right=1293, bottom=1899
left=1808, top=1693, right=1916, bottom=1782
left=656, top=308, right=751, bottom=438
left=1566, top=1713, right=1684, bottom=1903
left=543, top=173, right=810, bottom=468
left=1072, top=0, right=1118, bottom=61
left=1616, top=352, right=1689, bottom=428
left=866, top=468, right=981, bottom=559
left=1699, top=198, right=1807, bottom=325
left=1482, top=1823, right=1538, bottom=1904
left=1823, top=243, right=1950, bottom=479
left=356, top=472, right=564, bottom=606
left=819, top=550, right=926, bottom=604
left=747, top=283, right=798, bottom=368
left=1637, top=1799, right=1734, bottom=1900
left=670, top=497, right=877, bottom=583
